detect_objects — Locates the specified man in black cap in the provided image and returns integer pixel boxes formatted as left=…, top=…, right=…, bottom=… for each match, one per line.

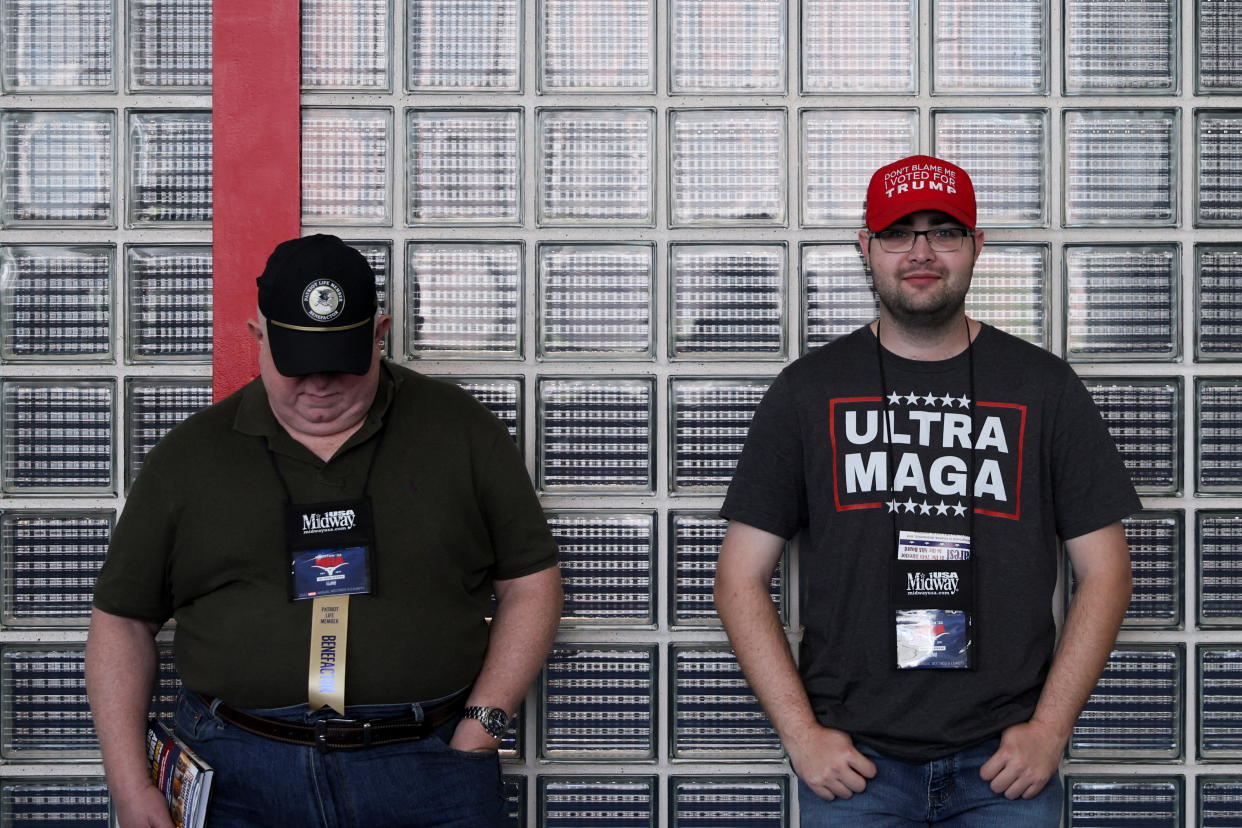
left=86, top=234, right=562, bottom=828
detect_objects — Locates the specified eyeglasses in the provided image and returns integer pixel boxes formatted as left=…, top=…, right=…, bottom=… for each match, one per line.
left=868, top=227, right=975, bottom=253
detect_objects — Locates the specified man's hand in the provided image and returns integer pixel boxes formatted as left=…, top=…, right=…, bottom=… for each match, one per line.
left=979, top=720, right=1065, bottom=800
left=112, top=781, right=174, bottom=828
left=447, top=717, right=501, bottom=753
left=787, top=725, right=877, bottom=801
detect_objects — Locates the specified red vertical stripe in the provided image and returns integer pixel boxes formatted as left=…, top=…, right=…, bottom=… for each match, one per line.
left=212, top=0, right=301, bottom=400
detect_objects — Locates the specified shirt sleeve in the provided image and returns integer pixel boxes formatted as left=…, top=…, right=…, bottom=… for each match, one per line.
left=720, top=370, right=808, bottom=539
left=1050, top=370, right=1144, bottom=541
left=477, top=424, right=559, bottom=581
left=91, top=456, right=176, bottom=622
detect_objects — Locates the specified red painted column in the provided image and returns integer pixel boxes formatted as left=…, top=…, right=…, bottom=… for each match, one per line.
left=212, top=0, right=301, bottom=400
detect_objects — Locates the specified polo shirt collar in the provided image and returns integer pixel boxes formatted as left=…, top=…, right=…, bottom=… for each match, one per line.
left=233, top=361, right=401, bottom=461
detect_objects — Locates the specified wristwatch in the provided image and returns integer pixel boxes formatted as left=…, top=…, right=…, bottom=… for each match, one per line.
left=462, top=705, right=510, bottom=739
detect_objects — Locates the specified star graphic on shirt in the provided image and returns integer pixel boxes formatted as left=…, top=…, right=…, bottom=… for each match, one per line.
left=919, top=392, right=935, bottom=406
left=903, top=498, right=918, bottom=513
left=887, top=499, right=900, bottom=513
left=918, top=501, right=932, bottom=515
left=940, top=393, right=955, bottom=407
left=904, top=391, right=919, bottom=405
left=934, top=501, right=950, bottom=515
left=951, top=502, right=968, bottom=516
left=956, top=395, right=971, bottom=408
left=887, top=391, right=904, bottom=406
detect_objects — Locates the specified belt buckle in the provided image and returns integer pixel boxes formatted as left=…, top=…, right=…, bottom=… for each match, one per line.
left=314, top=717, right=369, bottom=754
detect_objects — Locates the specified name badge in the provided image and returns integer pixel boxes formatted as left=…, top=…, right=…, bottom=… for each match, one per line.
left=892, top=530, right=974, bottom=670
left=285, top=498, right=376, bottom=602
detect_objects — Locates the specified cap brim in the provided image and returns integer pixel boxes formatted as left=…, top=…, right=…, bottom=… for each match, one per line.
left=266, top=319, right=374, bottom=377
left=866, top=198, right=976, bottom=232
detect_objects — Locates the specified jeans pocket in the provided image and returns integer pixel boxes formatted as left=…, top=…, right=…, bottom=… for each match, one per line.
left=172, top=690, right=209, bottom=741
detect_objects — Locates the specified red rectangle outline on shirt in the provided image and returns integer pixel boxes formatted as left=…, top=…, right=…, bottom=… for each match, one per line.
left=830, top=397, right=1027, bottom=518
left=829, top=396, right=884, bottom=511
left=974, top=400, right=1026, bottom=521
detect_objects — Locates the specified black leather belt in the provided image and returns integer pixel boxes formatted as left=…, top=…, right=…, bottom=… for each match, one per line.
left=201, top=693, right=465, bottom=753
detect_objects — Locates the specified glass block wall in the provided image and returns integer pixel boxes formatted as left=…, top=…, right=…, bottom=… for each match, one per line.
left=2, top=0, right=1242, bottom=824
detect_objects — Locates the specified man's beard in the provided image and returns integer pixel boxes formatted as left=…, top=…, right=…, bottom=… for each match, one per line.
left=872, top=275, right=969, bottom=331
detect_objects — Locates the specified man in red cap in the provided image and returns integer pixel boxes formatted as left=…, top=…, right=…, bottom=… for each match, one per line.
left=87, top=234, right=562, bottom=827
left=716, top=156, right=1137, bottom=826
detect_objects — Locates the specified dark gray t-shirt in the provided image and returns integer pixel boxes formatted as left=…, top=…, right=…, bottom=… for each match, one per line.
left=721, top=324, right=1140, bottom=762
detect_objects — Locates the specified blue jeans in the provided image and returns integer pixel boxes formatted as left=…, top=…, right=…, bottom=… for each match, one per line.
left=173, top=690, right=505, bottom=828
left=798, top=738, right=1063, bottom=827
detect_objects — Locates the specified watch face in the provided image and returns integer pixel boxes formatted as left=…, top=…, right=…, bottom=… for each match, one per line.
left=483, top=709, right=508, bottom=735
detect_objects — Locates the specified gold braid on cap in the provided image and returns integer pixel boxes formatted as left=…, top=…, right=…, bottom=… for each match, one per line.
left=268, top=318, right=372, bottom=333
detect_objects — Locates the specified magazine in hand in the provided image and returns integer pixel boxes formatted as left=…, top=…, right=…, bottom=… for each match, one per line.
left=146, top=719, right=213, bottom=828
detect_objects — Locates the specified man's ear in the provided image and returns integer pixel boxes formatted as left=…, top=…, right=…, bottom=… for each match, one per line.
left=374, top=314, right=393, bottom=342
left=246, top=318, right=264, bottom=342
left=971, top=229, right=986, bottom=264
left=857, top=229, right=871, bottom=268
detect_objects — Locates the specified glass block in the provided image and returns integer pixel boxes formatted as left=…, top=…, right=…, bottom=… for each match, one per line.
left=345, top=240, right=390, bottom=318
left=801, top=243, right=876, bottom=352
left=669, top=109, right=787, bottom=227
left=302, top=0, right=388, bottom=90
left=800, top=109, right=918, bottom=227
left=128, top=0, right=211, bottom=91
left=537, top=109, right=654, bottom=226
left=801, top=0, right=915, bottom=93
left=1, top=380, right=114, bottom=495
left=670, top=0, right=785, bottom=93
left=539, top=645, right=656, bottom=759
left=0, top=244, right=113, bottom=362
left=1083, top=378, right=1181, bottom=495
left=503, top=775, right=526, bottom=827
left=538, top=776, right=656, bottom=827
left=1200, top=646, right=1242, bottom=758
left=538, top=243, right=653, bottom=359
left=1, top=0, right=114, bottom=91
left=539, top=0, right=653, bottom=91
left=1069, top=511, right=1182, bottom=630
left=933, top=0, right=1045, bottom=93
left=1199, top=511, right=1242, bottom=627
left=670, top=243, right=785, bottom=358
left=125, top=245, right=212, bottom=363
left=670, top=645, right=781, bottom=759
left=671, top=776, right=788, bottom=827
left=1065, top=775, right=1182, bottom=828
left=932, top=110, right=1046, bottom=227
left=669, top=511, right=786, bottom=628
left=1197, top=244, right=1242, bottom=360
left=1198, top=379, right=1242, bottom=494
left=407, top=109, right=521, bottom=225
left=1198, top=0, right=1242, bottom=93
left=1197, top=110, right=1242, bottom=226
left=499, top=706, right=523, bottom=762
left=128, top=110, right=212, bottom=226
left=1199, top=776, right=1242, bottom=826
left=1068, top=644, right=1183, bottom=760
left=406, top=241, right=522, bottom=358
left=1, top=110, right=114, bottom=226
left=1064, top=0, right=1177, bottom=94
left=546, top=511, right=655, bottom=626
left=408, top=0, right=520, bottom=90
left=124, top=379, right=212, bottom=491
left=966, top=243, right=1047, bottom=348
left=537, top=377, right=653, bottom=493
left=0, top=510, right=111, bottom=627
left=1063, top=110, right=1179, bottom=228
left=0, top=645, right=178, bottom=759
left=301, top=108, right=391, bottom=226
left=438, top=376, right=522, bottom=445
left=1123, top=511, right=1183, bottom=629
left=670, top=378, right=771, bottom=493
left=0, top=777, right=110, bottom=826
left=1065, top=244, right=1178, bottom=361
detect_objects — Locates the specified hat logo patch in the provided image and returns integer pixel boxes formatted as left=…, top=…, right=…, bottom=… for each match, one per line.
left=882, top=162, right=958, bottom=200
left=302, top=279, right=345, bottom=322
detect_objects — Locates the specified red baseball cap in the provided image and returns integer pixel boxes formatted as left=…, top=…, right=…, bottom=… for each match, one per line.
left=864, top=155, right=976, bottom=231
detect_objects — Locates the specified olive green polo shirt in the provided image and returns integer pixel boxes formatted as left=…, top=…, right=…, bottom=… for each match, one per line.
left=94, top=363, right=557, bottom=707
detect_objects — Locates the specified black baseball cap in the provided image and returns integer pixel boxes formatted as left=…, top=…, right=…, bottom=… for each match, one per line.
left=256, top=234, right=378, bottom=377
